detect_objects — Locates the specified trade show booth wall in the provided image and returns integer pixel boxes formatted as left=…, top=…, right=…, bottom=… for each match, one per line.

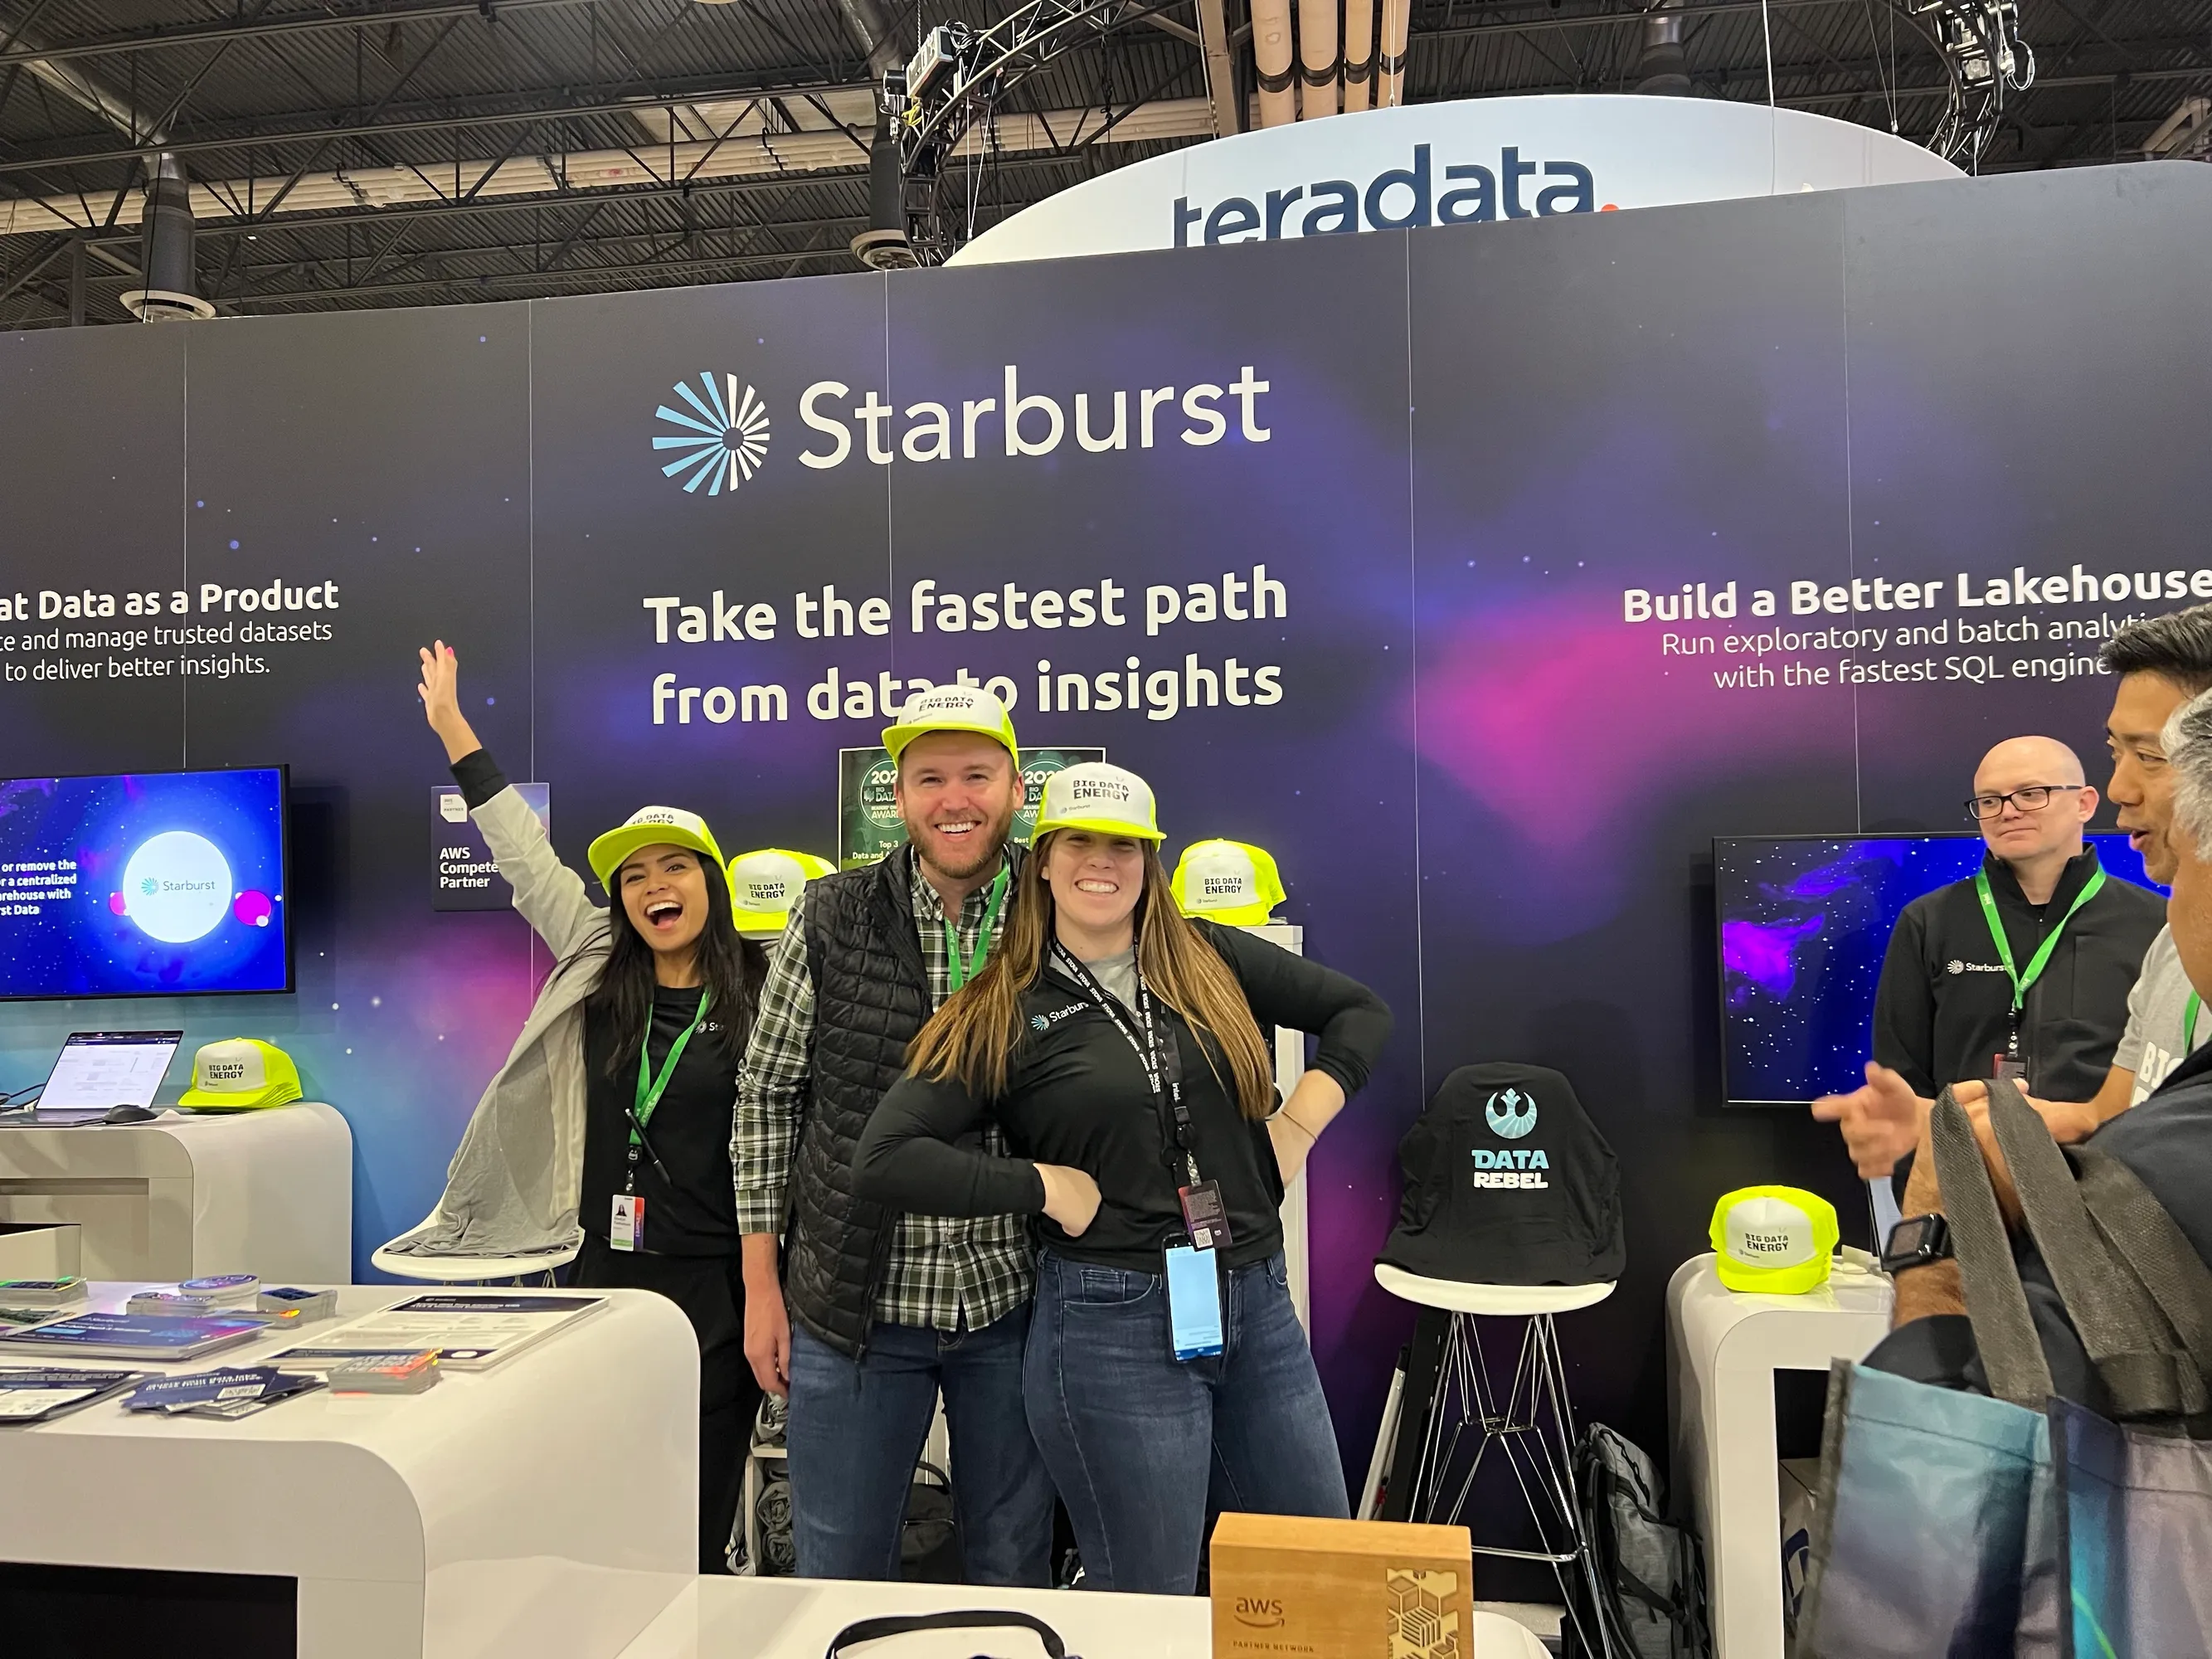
left=2, top=163, right=2206, bottom=1487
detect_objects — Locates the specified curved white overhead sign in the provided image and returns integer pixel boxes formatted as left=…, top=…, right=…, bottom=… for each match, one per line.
left=950, top=95, right=1962, bottom=265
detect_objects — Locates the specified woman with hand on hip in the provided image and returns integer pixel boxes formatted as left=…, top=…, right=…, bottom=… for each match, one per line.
left=401, top=641, right=767, bottom=1574
left=854, top=762, right=1391, bottom=1594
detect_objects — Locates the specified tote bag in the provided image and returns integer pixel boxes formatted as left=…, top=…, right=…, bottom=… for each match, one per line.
left=1797, top=1078, right=2212, bottom=1657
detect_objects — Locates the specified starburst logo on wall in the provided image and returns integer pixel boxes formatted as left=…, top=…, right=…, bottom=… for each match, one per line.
left=653, top=372, right=771, bottom=496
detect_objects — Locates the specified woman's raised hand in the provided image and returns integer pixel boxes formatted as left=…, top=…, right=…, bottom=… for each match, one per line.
left=416, top=640, right=482, bottom=763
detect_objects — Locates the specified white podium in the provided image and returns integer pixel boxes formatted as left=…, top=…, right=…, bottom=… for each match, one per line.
left=0, top=1102, right=352, bottom=1282
left=1667, top=1253, right=1894, bottom=1659
left=0, top=1283, right=696, bottom=1659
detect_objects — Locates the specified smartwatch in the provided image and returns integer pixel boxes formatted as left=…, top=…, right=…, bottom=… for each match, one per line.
left=1881, top=1213, right=1953, bottom=1276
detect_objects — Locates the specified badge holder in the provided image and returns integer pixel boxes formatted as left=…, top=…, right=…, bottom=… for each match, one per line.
left=1165, top=1243, right=1224, bottom=1361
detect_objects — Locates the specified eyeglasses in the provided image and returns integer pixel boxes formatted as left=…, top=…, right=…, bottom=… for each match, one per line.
left=1963, top=785, right=2085, bottom=820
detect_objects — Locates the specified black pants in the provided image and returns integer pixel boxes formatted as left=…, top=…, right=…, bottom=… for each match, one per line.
left=573, top=1233, right=761, bottom=1574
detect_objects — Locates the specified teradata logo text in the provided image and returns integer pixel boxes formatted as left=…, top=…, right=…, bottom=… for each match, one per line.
left=1174, top=144, right=1601, bottom=246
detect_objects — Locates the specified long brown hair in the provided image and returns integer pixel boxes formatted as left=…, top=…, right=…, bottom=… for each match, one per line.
left=906, top=831, right=1277, bottom=1118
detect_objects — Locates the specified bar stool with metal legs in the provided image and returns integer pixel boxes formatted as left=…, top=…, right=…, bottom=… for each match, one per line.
left=1373, top=1263, right=1621, bottom=1659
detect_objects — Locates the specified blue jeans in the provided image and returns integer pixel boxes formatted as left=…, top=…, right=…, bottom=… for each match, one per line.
left=1025, top=1248, right=1349, bottom=1594
left=785, top=1306, right=1054, bottom=1585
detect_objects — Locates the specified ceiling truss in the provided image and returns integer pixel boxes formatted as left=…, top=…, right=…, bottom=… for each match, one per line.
left=0, top=0, right=2202, bottom=325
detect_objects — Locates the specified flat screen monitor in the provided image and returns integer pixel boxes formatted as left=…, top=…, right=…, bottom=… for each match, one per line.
left=1715, top=831, right=2156, bottom=1107
left=0, top=767, right=292, bottom=1000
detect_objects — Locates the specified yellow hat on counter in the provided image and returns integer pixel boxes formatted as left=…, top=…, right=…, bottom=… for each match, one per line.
left=178, top=1038, right=303, bottom=1111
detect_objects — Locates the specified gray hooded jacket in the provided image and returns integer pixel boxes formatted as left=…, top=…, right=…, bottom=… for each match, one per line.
left=384, top=785, right=606, bottom=1257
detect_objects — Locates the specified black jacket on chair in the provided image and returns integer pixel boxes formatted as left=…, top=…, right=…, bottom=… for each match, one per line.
left=1379, top=1063, right=1625, bottom=1286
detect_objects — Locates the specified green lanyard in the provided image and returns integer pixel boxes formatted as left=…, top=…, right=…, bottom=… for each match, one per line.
left=1973, top=864, right=2106, bottom=1049
left=943, top=864, right=1011, bottom=993
left=2187, top=992, right=2201, bottom=1054
left=632, top=988, right=712, bottom=1146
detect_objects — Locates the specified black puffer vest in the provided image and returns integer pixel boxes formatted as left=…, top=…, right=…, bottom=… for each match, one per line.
left=785, top=848, right=1019, bottom=1356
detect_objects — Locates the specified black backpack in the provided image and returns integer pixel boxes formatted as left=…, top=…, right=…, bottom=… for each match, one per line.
left=1379, top=1063, right=1625, bottom=1285
left=1568, top=1424, right=1712, bottom=1659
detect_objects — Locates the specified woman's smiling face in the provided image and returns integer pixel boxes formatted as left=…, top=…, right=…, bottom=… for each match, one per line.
left=1044, top=830, right=1146, bottom=938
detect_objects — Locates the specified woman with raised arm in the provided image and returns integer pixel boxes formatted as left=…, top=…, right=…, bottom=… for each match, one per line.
left=397, top=641, right=766, bottom=1574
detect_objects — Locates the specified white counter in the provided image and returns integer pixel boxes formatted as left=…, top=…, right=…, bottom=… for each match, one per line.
left=0, top=1282, right=696, bottom=1659
left=0, top=1102, right=352, bottom=1282
left=620, top=1577, right=1210, bottom=1659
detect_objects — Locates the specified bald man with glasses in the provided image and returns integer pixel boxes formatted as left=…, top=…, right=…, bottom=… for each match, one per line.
left=1866, top=736, right=2166, bottom=1112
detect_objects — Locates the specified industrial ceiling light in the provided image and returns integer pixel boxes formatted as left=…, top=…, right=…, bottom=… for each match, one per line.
left=850, top=96, right=919, bottom=270
left=120, top=153, right=214, bottom=321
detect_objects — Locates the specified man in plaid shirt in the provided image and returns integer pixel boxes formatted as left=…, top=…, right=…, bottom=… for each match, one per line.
left=736, top=685, right=1053, bottom=1584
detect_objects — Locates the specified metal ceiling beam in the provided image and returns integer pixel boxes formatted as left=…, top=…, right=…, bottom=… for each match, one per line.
left=225, top=242, right=865, bottom=307
left=27, top=148, right=1112, bottom=252
left=1416, top=0, right=1871, bottom=45
left=0, top=71, right=874, bottom=180
left=179, top=220, right=873, bottom=288
left=0, top=0, right=597, bottom=71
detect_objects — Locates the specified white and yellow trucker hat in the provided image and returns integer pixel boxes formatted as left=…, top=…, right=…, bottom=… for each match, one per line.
left=880, top=684, right=1018, bottom=765
left=727, top=849, right=836, bottom=934
left=1709, top=1186, right=1840, bottom=1295
left=586, top=806, right=725, bottom=893
left=1033, top=762, right=1164, bottom=842
left=1170, top=839, right=1286, bottom=927
left=178, top=1038, right=303, bottom=1111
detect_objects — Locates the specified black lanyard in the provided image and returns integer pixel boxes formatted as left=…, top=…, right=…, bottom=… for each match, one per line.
left=1052, top=944, right=1202, bottom=1188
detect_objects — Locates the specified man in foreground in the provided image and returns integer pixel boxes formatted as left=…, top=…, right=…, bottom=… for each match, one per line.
left=733, top=686, right=1054, bottom=1583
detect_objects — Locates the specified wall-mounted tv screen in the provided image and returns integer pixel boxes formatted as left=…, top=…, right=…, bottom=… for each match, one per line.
left=1716, top=831, right=2157, bottom=1107
left=0, top=768, right=292, bottom=1000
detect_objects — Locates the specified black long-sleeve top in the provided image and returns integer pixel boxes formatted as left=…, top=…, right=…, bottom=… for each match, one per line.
left=1871, top=846, right=2161, bottom=1102
left=853, top=922, right=1392, bottom=1272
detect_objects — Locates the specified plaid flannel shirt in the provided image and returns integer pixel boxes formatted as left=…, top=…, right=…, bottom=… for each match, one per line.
left=733, top=846, right=1033, bottom=1332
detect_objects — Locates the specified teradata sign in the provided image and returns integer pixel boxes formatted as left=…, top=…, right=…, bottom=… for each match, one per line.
left=949, top=95, right=1962, bottom=266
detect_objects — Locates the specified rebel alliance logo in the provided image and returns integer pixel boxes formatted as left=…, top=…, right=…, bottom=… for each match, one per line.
left=653, top=372, right=771, bottom=496
left=1484, top=1087, right=1538, bottom=1140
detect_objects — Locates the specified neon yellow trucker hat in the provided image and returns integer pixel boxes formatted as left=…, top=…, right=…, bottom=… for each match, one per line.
left=881, top=684, right=1018, bottom=765
left=1170, top=839, right=1286, bottom=927
left=1033, top=762, right=1164, bottom=841
left=727, top=849, right=836, bottom=934
left=1709, top=1186, right=1840, bottom=1294
left=586, top=806, right=725, bottom=893
left=178, top=1038, right=303, bottom=1110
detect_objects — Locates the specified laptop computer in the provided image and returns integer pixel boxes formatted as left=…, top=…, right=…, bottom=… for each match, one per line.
left=2, top=1031, right=184, bottom=1126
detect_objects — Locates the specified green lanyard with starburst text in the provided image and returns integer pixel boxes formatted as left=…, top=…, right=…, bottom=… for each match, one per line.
left=1973, top=864, right=2105, bottom=1054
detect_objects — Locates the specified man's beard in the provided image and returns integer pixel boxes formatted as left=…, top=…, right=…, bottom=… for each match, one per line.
left=908, top=801, right=1017, bottom=880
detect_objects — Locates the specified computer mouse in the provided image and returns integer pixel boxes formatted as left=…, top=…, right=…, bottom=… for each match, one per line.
left=100, top=1104, right=160, bottom=1125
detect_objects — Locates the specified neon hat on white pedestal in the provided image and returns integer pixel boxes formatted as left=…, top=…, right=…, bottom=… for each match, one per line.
left=1709, top=1186, right=1840, bottom=1295
left=727, top=849, right=836, bottom=934
left=1169, top=839, right=1286, bottom=927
